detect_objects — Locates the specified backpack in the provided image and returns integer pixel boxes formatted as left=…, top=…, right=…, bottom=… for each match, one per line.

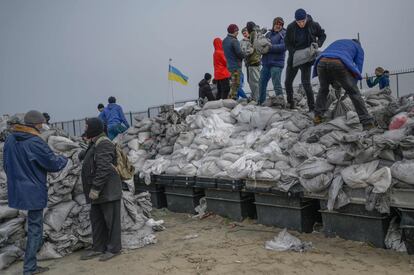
left=95, top=136, right=135, bottom=181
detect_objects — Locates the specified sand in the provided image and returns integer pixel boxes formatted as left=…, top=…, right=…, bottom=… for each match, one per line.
left=6, top=209, right=414, bottom=275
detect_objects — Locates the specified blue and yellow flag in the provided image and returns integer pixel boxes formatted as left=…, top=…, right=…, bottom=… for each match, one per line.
left=168, top=65, right=189, bottom=86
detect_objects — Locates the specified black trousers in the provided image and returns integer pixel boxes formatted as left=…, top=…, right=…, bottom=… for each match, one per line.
left=216, top=78, right=230, bottom=99
left=315, top=60, right=373, bottom=125
left=90, top=200, right=122, bottom=254
left=285, top=61, right=315, bottom=110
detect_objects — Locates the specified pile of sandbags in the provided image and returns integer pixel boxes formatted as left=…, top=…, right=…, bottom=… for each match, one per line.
left=0, top=125, right=160, bottom=270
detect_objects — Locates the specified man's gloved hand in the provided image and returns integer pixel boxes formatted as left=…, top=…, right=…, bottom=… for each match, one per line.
left=89, top=189, right=100, bottom=200
left=311, top=42, right=319, bottom=49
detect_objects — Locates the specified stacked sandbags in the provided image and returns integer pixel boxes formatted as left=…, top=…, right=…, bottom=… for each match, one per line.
left=0, top=125, right=160, bottom=270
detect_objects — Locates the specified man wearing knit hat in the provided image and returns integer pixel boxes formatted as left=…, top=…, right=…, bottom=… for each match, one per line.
left=79, top=117, right=122, bottom=262
left=284, top=8, right=326, bottom=110
left=243, top=21, right=262, bottom=103
left=366, top=66, right=390, bottom=89
left=223, top=24, right=245, bottom=99
left=3, top=110, right=68, bottom=274
left=259, top=17, right=286, bottom=105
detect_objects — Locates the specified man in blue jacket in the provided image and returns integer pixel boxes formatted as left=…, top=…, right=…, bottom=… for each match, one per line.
left=366, top=66, right=390, bottom=90
left=223, top=24, right=245, bottom=99
left=313, top=39, right=374, bottom=130
left=100, top=96, right=130, bottom=140
left=259, top=17, right=286, bottom=105
left=3, top=110, right=68, bottom=274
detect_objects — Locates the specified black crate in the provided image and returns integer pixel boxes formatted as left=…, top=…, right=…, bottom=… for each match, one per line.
left=403, top=228, right=414, bottom=255
left=156, top=174, right=175, bottom=186
left=195, top=177, right=217, bottom=189
left=136, top=188, right=167, bottom=209
left=164, top=185, right=204, bottom=214
left=134, top=177, right=164, bottom=192
left=216, top=178, right=245, bottom=191
left=254, top=193, right=320, bottom=233
left=173, top=175, right=196, bottom=187
left=320, top=203, right=391, bottom=248
left=399, top=208, right=414, bottom=228
left=205, top=189, right=256, bottom=221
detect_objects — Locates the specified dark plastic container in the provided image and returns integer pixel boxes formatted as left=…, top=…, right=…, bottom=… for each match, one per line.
left=164, top=185, right=204, bottom=214
left=320, top=202, right=391, bottom=248
left=403, top=228, right=414, bottom=255
left=254, top=192, right=320, bottom=233
left=195, top=177, right=217, bottom=189
left=216, top=178, right=245, bottom=191
left=399, top=208, right=414, bottom=255
left=156, top=174, right=175, bottom=186
left=173, top=175, right=196, bottom=187
left=134, top=176, right=167, bottom=209
left=205, top=189, right=256, bottom=221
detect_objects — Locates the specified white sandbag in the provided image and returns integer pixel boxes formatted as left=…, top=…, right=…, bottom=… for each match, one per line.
left=48, top=136, right=80, bottom=152
left=0, top=217, right=25, bottom=242
left=44, top=201, right=76, bottom=232
left=175, top=132, right=195, bottom=148
left=222, top=99, right=238, bottom=109
left=367, top=167, right=392, bottom=193
left=128, top=139, right=140, bottom=151
left=391, top=160, right=414, bottom=185
left=341, top=160, right=379, bottom=189
left=203, top=100, right=224, bottom=110
left=250, top=108, right=276, bottom=130
left=0, top=245, right=23, bottom=270
left=37, top=242, right=63, bottom=260
left=296, top=158, right=335, bottom=179
left=290, top=142, right=325, bottom=158
left=137, top=132, right=151, bottom=144
left=300, top=172, right=333, bottom=193
left=0, top=205, right=19, bottom=220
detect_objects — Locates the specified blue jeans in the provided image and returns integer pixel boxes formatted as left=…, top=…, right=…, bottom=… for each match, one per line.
left=24, top=209, right=44, bottom=274
left=108, top=124, right=127, bottom=140
left=259, top=66, right=283, bottom=104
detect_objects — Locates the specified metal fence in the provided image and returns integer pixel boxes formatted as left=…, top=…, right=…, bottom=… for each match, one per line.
left=52, top=68, right=414, bottom=137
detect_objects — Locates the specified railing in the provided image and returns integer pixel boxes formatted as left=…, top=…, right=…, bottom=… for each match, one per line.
left=52, top=68, right=414, bottom=137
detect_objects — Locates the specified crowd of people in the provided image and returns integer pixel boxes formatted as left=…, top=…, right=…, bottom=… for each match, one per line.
left=199, top=8, right=390, bottom=130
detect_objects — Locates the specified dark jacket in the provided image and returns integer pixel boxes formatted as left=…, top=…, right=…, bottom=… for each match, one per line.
left=313, top=39, right=364, bottom=80
left=198, top=79, right=215, bottom=101
left=285, top=15, right=326, bottom=65
left=223, top=34, right=244, bottom=71
left=3, top=127, right=68, bottom=210
left=367, top=74, right=390, bottom=89
left=213, top=38, right=231, bottom=80
left=261, top=29, right=286, bottom=68
left=100, top=103, right=130, bottom=129
left=80, top=134, right=122, bottom=204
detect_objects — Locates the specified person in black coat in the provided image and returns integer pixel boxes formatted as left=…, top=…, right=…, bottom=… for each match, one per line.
left=284, top=8, right=326, bottom=111
left=198, top=73, right=215, bottom=101
left=79, top=118, right=122, bottom=262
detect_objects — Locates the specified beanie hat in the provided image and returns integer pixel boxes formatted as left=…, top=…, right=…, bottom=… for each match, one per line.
left=375, top=67, right=385, bottom=75
left=108, top=96, right=116, bottom=104
left=227, top=24, right=239, bottom=34
left=273, top=17, right=284, bottom=27
left=24, top=110, right=46, bottom=126
left=295, top=9, right=307, bottom=21
left=246, top=21, right=256, bottom=33
left=204, top=73, right=212, bottom=81
left=241, top=27, right=248, bottom=33
left=97, top=103, right=104, bottom=109
left=85, top=117, right=104, bottom=139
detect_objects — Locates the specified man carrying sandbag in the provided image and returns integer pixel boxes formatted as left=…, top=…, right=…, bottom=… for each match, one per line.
left=312, top=39, right=375, bottom=130
left=284, top=8, right=326, bottom=111
left=3, top=110, right=68, bottom=274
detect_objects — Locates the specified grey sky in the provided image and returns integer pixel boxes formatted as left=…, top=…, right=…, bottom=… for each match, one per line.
left=1, top=0, right=413, bottom=121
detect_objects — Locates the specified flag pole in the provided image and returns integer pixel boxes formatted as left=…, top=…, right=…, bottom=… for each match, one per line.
left=169, top=58, right=175, bottom=107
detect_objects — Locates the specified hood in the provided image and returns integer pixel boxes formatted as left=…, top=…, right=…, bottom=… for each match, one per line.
left=107, top=103, right=117, bottom=110
left=213, top=38, right=223, bottom=50
left=199, top=79, right=209, bottom=87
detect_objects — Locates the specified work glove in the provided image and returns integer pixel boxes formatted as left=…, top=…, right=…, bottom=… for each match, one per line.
left=89, top=189, right=100, bottom=200
left=311, top=42, right=319, bottom=49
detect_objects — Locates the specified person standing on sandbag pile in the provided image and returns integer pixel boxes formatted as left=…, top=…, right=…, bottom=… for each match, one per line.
left=312, top=39, right=375, bottom=130
left=366, top=66, right=390, bottom=90
left=213, top=37, right=231, bottom=99
left=97, top=103, right=108, bottom=135
left=3, top=110, right=68, bottom=275
left=284, top=8, right=326, bottom=111
left=100, top=96, right=130, bottom=140
left=242, top=23, right=261, bottom=102
left=199, top=73, right=215, bottom=101
left=259, top=17, right=286, bottom=106
left=223, top=24, right=245, bottom=99
left=79, top=118, right=122, bottom=262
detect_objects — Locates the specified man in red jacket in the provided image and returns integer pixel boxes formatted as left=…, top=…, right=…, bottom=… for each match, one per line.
left=213, top=38, right=231, bottom=99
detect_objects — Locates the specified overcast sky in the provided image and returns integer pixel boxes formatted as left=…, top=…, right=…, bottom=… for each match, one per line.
left=1, top=0, right=414, bottom=121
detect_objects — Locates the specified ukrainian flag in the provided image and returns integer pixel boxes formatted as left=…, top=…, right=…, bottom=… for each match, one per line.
left=168, top=65, right=189, bottom=86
